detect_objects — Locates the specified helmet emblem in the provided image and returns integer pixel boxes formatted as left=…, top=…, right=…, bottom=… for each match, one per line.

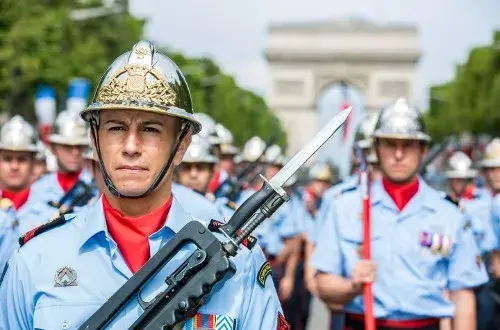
left=97, top=64, right=177, bottom=108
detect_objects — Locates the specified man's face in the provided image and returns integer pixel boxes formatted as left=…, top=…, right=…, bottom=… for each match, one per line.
left=449, top=178, right=471, bottom=197
left=376, top=138, right=426, bottom=184
left=177, top=163, right=214, bottom=194
left=30, top=160, right=47, bottom=184
left=96, top=110, right=190, bottom=197
left=484, top=167, right=500, bottom=193
left=52, top=144, right=85, bottom=173
left=309, top=180, right=331, bottom=198
left=0, top=150, right=34, bottom=191
left=219, top=155, right=236, bottom=175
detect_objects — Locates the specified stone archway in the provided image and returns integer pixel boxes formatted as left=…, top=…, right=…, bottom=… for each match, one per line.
left=265, top=17, right=420, bottom=156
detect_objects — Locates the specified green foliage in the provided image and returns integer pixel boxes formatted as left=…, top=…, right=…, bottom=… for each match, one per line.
left=425, top=30, right=500, bottom=141
left=0, top=1, right=285, bottom=147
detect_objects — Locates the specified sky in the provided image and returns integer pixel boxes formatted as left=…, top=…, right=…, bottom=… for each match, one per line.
left=129, top=0, right=500, bottom=109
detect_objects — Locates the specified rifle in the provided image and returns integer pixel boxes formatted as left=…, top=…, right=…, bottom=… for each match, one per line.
left=213, top=134, right=279, bottom=202
left=419, top=137, right=451, bottom=174
left=78, top=108, right=351, bottom=330
left=48, top=180, right=96, bottom=217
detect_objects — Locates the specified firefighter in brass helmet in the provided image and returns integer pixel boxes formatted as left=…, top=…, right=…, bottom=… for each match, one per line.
left=0, top=40, right=284, bottom=329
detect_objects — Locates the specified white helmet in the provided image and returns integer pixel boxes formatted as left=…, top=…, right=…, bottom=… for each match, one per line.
left=48, top=110, right=90, bottom=146
left=0, top=115, right=38, bottom=152
left=242, top=136, right=266, bottom=162
left=214, top=123, right=233, bottom=145
left=194, top=113, right=217, bottom=142
left=182, top=136, right=218, bottom=164
left=265, top=144, right=285, bottom=166
left=445, top=151, right=478, bottom=179
left=478, top=138, right=500, bottom=168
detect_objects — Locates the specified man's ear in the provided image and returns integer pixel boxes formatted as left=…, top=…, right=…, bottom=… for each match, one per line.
left=172, top=131, right=192, bottom=166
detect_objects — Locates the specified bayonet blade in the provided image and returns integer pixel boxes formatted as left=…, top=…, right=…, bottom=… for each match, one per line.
left=270, top=107, right=352, bottom=188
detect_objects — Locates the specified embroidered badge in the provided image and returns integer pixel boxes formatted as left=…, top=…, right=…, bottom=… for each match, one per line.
left=184, top=313, right=236, bottom=330
left=277, top=312, right=290, bottom=330
left=257, top=261, right=272, bottom=288
left=54, top=266, right=78, bottom=287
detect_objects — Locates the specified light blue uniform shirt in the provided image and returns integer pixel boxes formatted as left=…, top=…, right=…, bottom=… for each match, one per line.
left=311, top=178, right=488, bottom=319
left=0, top=184, right=57, bottom=274
left=0, top=196, right=283, bottom=329
left=19, top=171, right=94, bottom=235
left=259, top=194, right=301, bottom=256
left=311, top=175, right=359, bottom=244
left=491, top=194, right=500, bottom=249
left=460, top=190, right=498, bottom=254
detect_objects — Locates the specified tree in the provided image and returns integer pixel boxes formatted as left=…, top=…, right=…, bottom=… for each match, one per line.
left=0, top=0, right=285, bottom=147
left=425, top=30, right=500, bottom=141
left=0, top=0, right=144, bottom=123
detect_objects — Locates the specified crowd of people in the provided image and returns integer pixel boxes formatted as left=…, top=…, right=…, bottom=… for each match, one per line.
left=0, top=40, right=499, bottom=330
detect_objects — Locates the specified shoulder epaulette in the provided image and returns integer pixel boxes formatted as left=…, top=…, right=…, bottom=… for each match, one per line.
left=336, top=185, right=357, bottom=197
left=208, top=219, right=257, bottom=250
left=443, top=194, right=459, bottom=207
left=19, top=215, right=66, bottom=247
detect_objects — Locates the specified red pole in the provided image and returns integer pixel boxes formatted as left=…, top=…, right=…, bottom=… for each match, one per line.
left=360, top=170, right=376, bottom=330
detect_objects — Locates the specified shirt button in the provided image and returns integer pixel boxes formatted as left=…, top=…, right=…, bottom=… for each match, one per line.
left=61, top=321, right=69, bottom=329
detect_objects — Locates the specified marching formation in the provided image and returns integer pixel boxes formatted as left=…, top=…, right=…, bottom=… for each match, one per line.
left=0, top=40, right=499, bottom=330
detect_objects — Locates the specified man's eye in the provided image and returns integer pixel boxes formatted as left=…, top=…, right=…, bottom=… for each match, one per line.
left=143, top=127, right=160, bottom=133
left=109, top=126, right=124, bottom=131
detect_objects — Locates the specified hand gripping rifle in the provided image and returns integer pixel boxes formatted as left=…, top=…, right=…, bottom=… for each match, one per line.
left=48, top=180, right=96, bottom=217
left=78, top=108, right=352, bottom=330
left=213, top=134, right=279, bottom=202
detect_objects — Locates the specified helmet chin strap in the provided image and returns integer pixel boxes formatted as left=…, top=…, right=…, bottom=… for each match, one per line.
left=90, top=116, right=190, bottom=199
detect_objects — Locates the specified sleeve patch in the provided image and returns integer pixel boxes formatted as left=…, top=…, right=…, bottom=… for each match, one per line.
left=257, top=261, right=272, bottom=288
left=277, top=312, right=290, bottom=330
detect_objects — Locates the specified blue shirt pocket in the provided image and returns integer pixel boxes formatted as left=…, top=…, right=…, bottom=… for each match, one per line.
left=34, top=302, right=102, bottom=330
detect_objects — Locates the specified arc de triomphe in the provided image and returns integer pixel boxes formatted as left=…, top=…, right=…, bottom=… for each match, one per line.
left=265, top=18, right=421, bottom=155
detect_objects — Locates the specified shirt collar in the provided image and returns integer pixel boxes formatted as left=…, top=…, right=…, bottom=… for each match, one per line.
left=370, top=176, right=438, bottom=213
left=79, top=194, right=193, bottom=249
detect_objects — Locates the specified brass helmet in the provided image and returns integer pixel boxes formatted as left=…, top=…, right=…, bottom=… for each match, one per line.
left=445, top=151, right=478, bottom=179
left=48, top=110, right=90, bottom=146
left=372, top=98, right=430, bottom=142
left=308, top=162, right=333, bottom=183
left=478, top=138, right=500, bottom=168
left=182, top=136, right=218, bottom=164
left=0, top=115, right=38, bottom=152
left=80, top=40, right=202, bottom=134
